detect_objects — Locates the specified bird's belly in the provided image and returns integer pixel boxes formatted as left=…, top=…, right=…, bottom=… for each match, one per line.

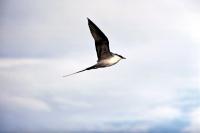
left=99, top=57, right=120, bottom=67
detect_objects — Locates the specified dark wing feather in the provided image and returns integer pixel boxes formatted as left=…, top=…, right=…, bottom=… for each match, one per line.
left=87, top=18, right=112, bottom=61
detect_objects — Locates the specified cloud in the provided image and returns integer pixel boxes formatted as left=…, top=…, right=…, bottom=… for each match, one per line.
left=0, top=52, right=198, bottom=131
left=138, top=106, right=182, bottom=122
left=183, top=107, right=200, bottom=133
left=0, top=58, right=42, bottom=68
left=91, top=106, right=183, bottom=132
left=0, top=94, right=51, bottom=112
left=52, top=96, right=92, bottom=110
left=1, top=0, right=200, bottom=58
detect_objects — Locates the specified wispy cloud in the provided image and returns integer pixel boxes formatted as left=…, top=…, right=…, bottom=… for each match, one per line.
left=0, top=94, right=51, bottom=112
left=183, top=107, right=200, bottom=133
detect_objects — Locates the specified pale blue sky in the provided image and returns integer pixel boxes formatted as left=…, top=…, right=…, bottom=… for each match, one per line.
left=0, top=0, right=200, bottom=132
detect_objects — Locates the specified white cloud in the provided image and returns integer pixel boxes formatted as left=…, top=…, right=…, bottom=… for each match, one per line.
left=0, top=52, right=198, bottom=131
left=52, top=97, right=92, bottom=109
left=139, top=106, right=182, bottom=122
left=183, top=107, right=200, bottom=133
left=86, top=106, right=182, bottom=132
left=0, top=94, right=51, bottom=112
left=0, top=58, right=42, bottom=68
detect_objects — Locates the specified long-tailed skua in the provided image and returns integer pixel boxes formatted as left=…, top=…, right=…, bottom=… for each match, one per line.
left=63, top=18, right=126, bottom=77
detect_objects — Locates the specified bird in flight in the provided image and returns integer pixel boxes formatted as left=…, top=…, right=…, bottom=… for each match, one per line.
left=63, top=18, right=126, bottom=77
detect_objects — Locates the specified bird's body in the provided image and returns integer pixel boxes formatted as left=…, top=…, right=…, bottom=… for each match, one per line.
left=97, top=54, right=122, bottom=67
left=63, top=18, right=125, bottom=77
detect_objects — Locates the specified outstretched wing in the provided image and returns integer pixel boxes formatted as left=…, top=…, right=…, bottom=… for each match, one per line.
left=63, top=64, right=97, bottom=77
left=87, top=18, right=112, bottom=61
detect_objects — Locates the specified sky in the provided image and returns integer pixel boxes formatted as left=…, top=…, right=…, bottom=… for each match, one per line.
left=0, top=0, right=200, bottom=132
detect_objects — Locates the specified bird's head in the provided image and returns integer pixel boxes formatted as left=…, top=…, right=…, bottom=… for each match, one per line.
left=115, top=54, right=126, bottom=59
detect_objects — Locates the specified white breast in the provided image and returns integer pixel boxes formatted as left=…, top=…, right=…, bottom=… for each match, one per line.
left=99, top=55, right=121, bottom=66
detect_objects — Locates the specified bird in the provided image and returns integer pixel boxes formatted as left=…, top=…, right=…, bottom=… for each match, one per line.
left=63, top=18, right=126, bottom=77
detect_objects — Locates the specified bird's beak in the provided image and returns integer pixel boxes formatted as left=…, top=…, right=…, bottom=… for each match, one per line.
left=122, top=57, right=126, bottom=59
